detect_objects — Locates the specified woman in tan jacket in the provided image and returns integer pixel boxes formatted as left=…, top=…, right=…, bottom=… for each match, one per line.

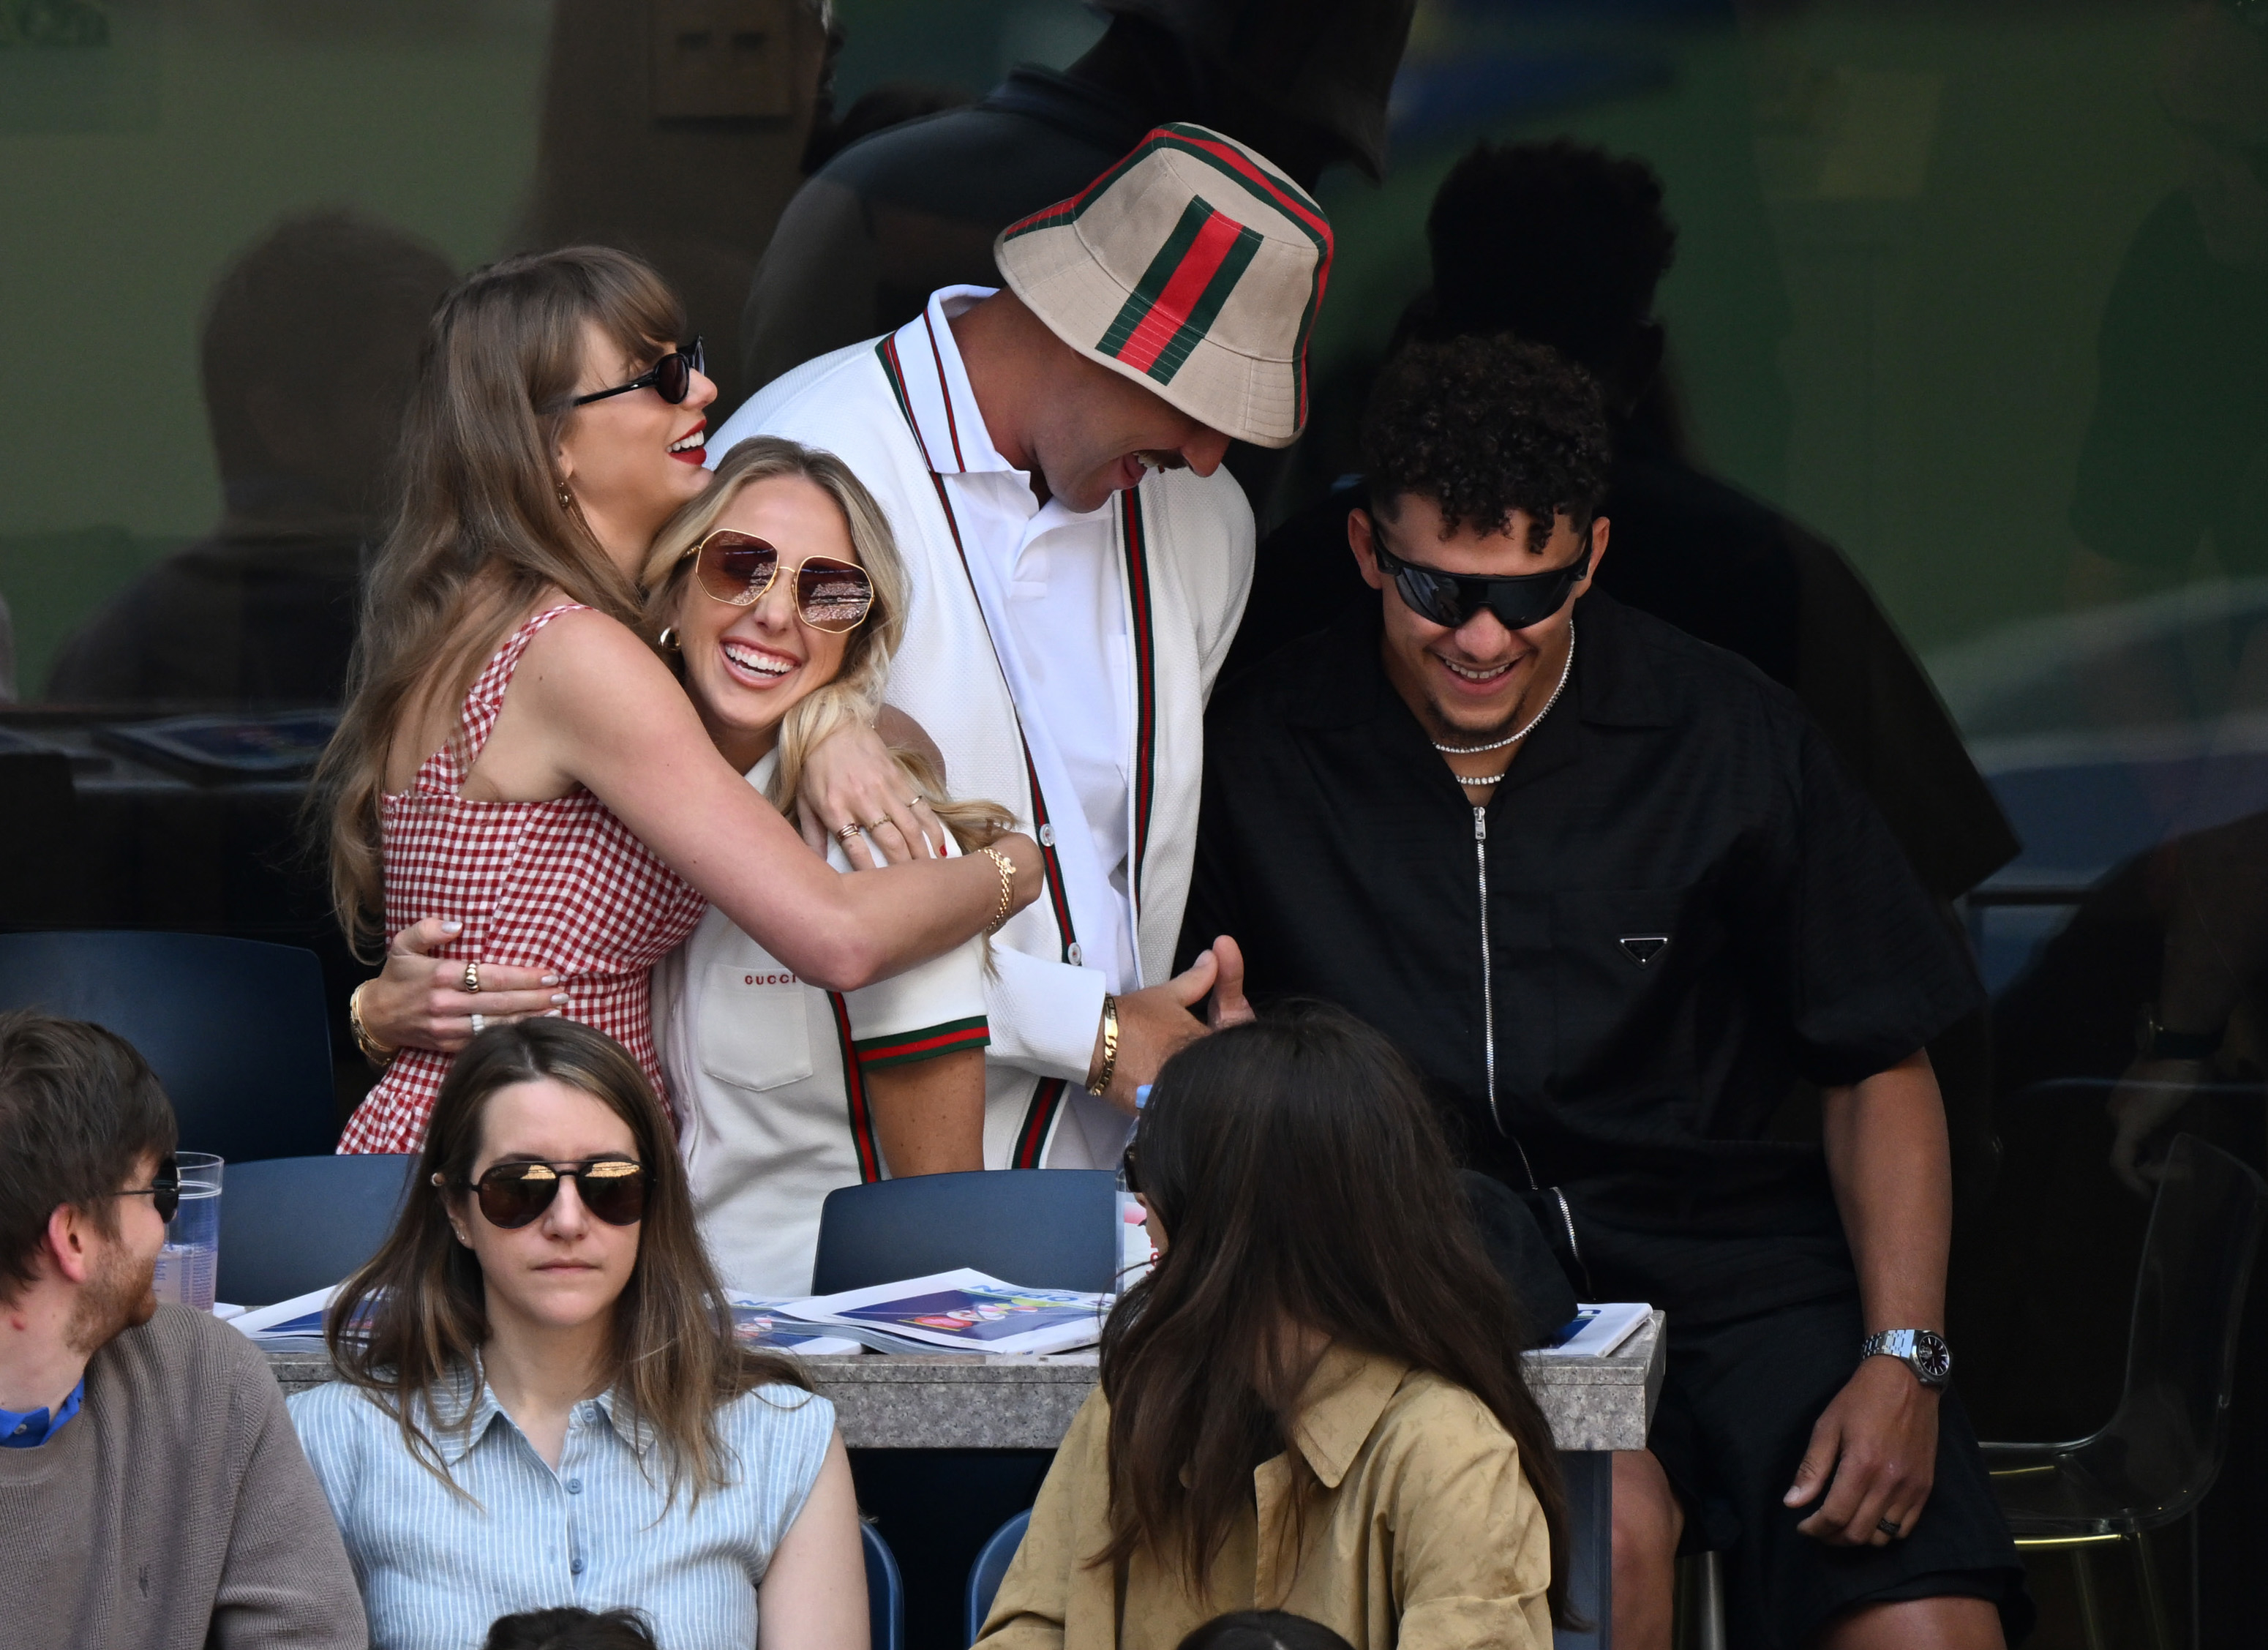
left=975, top=1003, right=1569, bottom=1650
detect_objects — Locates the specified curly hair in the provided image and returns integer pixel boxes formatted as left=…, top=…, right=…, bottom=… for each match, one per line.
left=1359, top=334, right=1610, bottom=541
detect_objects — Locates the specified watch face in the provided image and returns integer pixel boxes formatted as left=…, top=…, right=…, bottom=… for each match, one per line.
left=1915, top=1332, right=1953, bottom=1381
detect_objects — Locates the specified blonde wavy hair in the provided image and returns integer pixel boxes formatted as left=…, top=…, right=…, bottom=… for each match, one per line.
left=641, top=436, right=1013, bottom=851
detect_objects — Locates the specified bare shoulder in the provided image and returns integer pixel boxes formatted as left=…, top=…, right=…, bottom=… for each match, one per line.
left=510, top=604, right=684, bottom=712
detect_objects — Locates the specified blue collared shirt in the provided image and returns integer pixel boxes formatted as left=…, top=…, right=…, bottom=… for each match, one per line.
left=0, top=1376, right=83, bottom=1448
left=288, top=1365, right=834, bottom=1650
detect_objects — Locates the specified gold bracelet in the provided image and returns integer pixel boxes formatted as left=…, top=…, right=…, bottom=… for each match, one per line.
left=1087, top=993, right=1120, bottom=1097
left=348, top=981, right=396, bottom=1063
left=977, top=847, right=1016, bottom=934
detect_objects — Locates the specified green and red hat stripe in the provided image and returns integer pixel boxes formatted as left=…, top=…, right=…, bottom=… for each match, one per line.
left=1158, top=128, right=1331, bottom=427
left=1002, top=123, right=1332, bottom=427
left=853, top=1016, right=991, bottom=1070
left=1094, top=199, right=1264, bottom=386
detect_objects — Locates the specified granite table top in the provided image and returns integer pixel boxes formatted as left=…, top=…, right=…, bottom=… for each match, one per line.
left=264, top=1310, right=1663, bottom=1454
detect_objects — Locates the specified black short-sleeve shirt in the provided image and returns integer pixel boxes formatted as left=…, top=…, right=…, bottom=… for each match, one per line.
left=1181, top=590, right=1984, bottom=1324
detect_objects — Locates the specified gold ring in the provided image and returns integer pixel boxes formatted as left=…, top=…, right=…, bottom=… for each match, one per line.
left=867, top=817, right=892, bottom=831
left=837, top=823, right=864, bottom=841
left=462, top=961, right=481, bottom=994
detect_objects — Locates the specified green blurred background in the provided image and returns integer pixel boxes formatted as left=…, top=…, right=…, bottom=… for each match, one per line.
left=0, top=0, right=2190, bottom=692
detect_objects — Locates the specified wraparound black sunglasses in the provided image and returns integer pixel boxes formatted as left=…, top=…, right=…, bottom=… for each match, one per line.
left=1370, top=528, right=1591, bottom=632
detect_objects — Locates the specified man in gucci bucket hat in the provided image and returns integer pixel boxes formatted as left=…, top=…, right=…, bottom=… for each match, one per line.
left=707, top=123, right=1324, bottom=1171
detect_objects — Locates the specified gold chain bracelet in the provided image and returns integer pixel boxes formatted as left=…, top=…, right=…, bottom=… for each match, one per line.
left=977, top=847, right=1016, bottom=934
left=1087, top=993, right=1120, bottom=1097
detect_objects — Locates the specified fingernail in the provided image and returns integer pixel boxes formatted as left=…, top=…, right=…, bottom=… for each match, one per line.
left=443, top=920, right=462, bottom=933
left=542, top=975, right=560, bottom=986
left=551, top=994, right=569, bottom=1005
left=546, top=1008, right=564, bottom=1018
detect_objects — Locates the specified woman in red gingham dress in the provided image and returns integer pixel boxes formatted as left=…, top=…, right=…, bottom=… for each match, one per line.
left=319, top=247, right=1036, bottom=1152
left=336, top=605, right=710, bottom=1152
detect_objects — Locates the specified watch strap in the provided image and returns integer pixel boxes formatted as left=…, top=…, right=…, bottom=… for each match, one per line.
left=1860, top=1328, right=1951, bottom=1388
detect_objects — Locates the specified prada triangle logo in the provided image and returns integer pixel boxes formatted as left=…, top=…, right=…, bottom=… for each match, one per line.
left=1618, top=934, right=1670, bottom=967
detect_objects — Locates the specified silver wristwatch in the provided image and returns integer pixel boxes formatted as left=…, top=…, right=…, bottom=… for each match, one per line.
left=1860, top=1329, right=1951, bottom=1389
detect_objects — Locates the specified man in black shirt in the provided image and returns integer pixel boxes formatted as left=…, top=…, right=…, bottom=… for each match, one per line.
left=1182, top=337, right=2027, bottom=1649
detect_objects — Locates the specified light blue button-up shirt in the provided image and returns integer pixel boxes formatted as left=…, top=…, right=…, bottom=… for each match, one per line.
left=289, top=1366, right=834, bottom=1650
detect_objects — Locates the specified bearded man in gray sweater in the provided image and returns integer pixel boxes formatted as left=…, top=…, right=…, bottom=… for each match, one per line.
left=0, top=1010, right=365, bottom=1650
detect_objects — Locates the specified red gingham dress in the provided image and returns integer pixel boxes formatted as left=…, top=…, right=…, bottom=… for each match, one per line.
left=337, top=604, right=709, bottom=1154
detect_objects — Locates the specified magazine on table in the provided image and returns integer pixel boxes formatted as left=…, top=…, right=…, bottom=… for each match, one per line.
left=779, top=1268, right=1112, bottom=1357
left=228, top=1286, right=348, bottom=1353
left=227, top=1286, right=871, bottom=1360
left=724, top=1296, right=865, bottom=1357
left=1532, top=1302, right=1653, bottom=1360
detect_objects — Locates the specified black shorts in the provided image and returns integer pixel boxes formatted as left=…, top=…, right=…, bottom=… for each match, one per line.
left=1645, top=1294, right=2035, bottom=1648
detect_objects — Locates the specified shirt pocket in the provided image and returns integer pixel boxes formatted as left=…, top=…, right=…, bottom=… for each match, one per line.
left=696, top=964, right=816, bottom=1092
left=1549, top=887, right=1697, bottom=1090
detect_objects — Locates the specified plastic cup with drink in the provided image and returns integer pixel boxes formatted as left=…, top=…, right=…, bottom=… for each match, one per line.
left=153, top=1152, right=224, bottom=1313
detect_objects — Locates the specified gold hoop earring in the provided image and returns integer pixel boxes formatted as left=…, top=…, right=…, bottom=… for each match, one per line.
left=657, top=626, right=680, bottom=652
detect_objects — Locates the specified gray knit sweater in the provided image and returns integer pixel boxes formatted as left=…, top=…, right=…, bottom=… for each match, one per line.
left=0, top=1304, right=367, bottom=1649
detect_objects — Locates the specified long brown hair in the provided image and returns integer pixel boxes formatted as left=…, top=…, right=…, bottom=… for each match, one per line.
left=1099, top=1002, right=1570, bottom=1622
left=640, top=436, right=1013, bottom=850
left=326, top=1017, right=809, bottom=1506
left=315, top=247, right=686, bottom=954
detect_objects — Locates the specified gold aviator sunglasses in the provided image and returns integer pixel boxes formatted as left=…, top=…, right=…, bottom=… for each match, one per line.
left=683, top=529, right=874, bottom=634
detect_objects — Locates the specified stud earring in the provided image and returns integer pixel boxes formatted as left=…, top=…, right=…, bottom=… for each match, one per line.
left=657, top=626, right=680, bottom=652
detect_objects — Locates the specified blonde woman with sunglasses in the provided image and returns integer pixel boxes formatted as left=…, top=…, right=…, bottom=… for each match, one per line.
left=638, top=436, right=1017, bottom=1294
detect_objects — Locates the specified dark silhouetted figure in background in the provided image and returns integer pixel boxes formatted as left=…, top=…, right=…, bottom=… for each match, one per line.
left=737, top=0, right=1416, bottom=392
left=801, top=80, right=978, bottom=174
left=48, top=211, right=454, bottom=708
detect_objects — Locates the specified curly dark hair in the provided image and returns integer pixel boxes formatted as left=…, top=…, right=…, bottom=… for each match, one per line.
left=1424, top=137, right=1678, bottom=377
left=1359, top=334, right=1611, bottom=541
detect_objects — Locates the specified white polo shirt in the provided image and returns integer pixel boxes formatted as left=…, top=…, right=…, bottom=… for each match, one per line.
left=893, top=287, right=1139, bottom=989
left=653, top=752, right=990, bottom=1297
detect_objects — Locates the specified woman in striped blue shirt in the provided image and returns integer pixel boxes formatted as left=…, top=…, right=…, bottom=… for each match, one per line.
left=289, top=1019, right=865, bottom=1650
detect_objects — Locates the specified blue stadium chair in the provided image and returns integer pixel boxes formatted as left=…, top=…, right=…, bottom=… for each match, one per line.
left=811, top=1169, right=1121, bottom=1295
left=217, top=1155, right=419, bottom=1307
left=0, top=930, right=337, bottom=1163
left=863, top=1520, right=906, bottom=1650
left=964, top=1507, right=1030, bottom=1645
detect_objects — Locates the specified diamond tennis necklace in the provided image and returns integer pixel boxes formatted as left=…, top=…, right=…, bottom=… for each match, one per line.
left=1433, top=620, right=1577, bottom=767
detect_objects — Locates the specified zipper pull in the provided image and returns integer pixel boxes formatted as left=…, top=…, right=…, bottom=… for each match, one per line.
left=1473, top=805, right=1487, bottom=841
